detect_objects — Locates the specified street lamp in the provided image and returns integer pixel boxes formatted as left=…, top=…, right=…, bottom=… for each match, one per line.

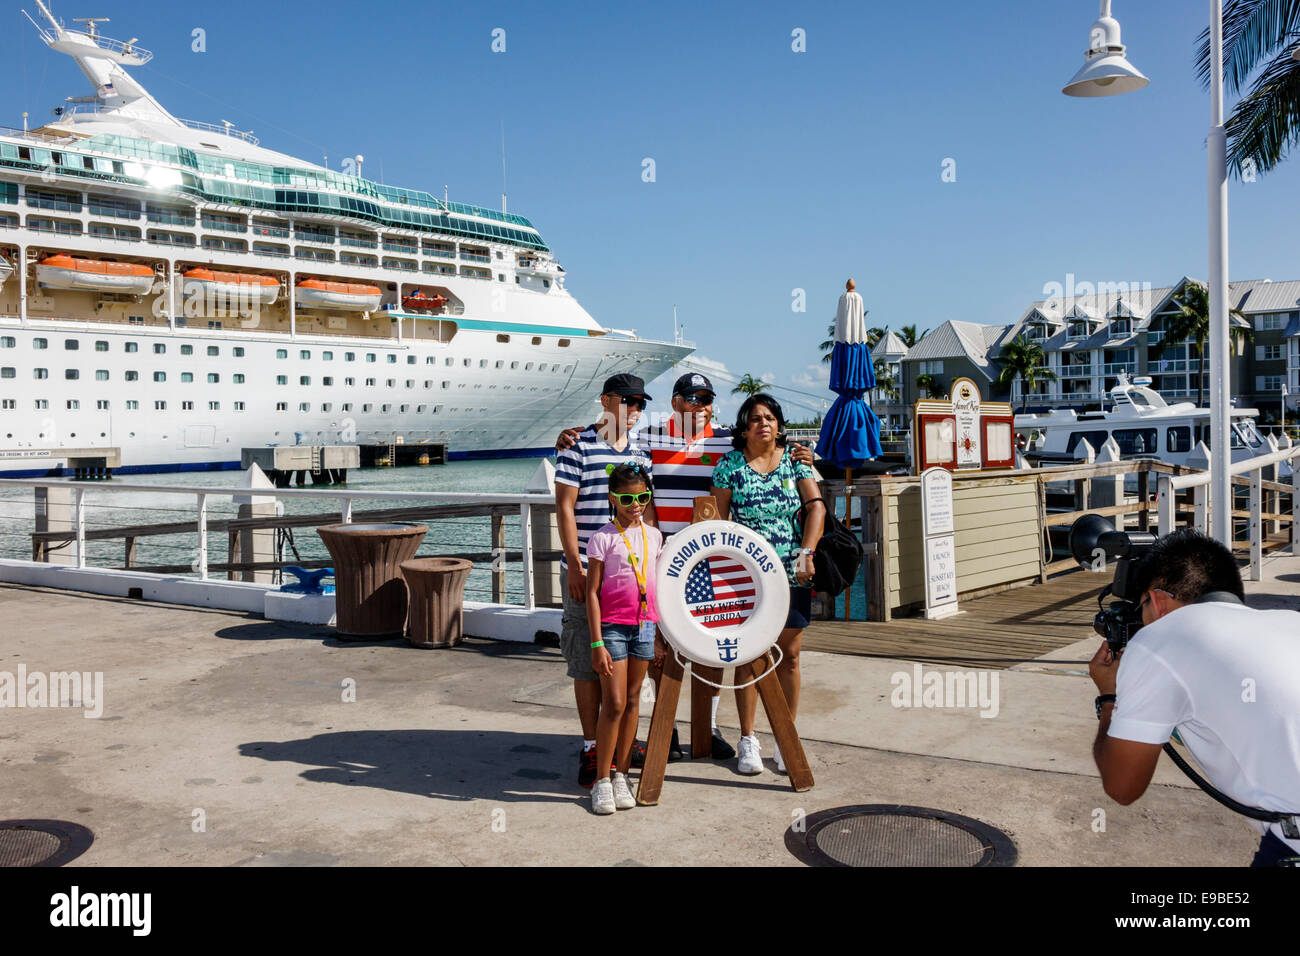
left=1283, top=383, right=1290, bottom=437
left=1063, top=0, right=1234, bottom=547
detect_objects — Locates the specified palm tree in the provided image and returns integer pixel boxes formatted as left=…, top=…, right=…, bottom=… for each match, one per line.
left=1195, top=0, right=1300, bottom=178
left=1152, top=281, right=1251, bottom=408
left=915, top=373, right=946, bottom=400
left=899, top=324, right=925, bottom=348
left=731, top=373, right=770, bottom=397
left=997, top=334, right=1058, bottom=414
left=873, top=359, right=899, bottom=402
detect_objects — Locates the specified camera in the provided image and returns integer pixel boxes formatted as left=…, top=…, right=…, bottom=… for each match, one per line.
left=1068, top=514, right=1158, bottom=655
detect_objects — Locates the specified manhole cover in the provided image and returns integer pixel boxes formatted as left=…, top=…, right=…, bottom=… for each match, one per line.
left=786, top=805, right=1016, bottom=867
left=0, top=820, right=94, bottom=867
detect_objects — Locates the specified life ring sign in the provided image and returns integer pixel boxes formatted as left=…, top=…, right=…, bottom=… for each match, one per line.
left=655, top=520, right=790, bottom=668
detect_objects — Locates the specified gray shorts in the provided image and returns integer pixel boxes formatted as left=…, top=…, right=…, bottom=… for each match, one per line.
left=560, top=583, right=597, bottom=682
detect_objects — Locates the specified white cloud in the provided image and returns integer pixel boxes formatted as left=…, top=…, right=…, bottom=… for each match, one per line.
left=791, top=363, right=830, bottom=390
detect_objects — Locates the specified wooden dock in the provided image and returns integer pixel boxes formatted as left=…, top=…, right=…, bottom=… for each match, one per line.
left=804, top=570, right=1105, bottom=668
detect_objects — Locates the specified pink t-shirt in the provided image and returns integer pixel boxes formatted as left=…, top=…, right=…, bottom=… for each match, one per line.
left=585, top=520, right=662, bottom=625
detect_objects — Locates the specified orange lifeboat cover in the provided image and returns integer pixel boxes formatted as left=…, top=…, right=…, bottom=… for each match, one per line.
left=183, top=268, right=278, bottom=288
left=296, top=278, right=382, bottom=297
left=39, top=254, right=152, bottom=277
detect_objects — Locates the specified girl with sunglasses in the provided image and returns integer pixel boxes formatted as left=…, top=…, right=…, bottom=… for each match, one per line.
left=584, top=463, right=663, bottom=814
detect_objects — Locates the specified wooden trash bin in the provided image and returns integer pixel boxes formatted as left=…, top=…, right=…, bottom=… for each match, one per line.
left=317, top=523, right=429, bottom=638
left=400, top=557, right=474, bottom=648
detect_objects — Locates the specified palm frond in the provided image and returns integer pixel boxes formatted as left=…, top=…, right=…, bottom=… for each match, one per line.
left=1194, top=0, right=1300, bottom=94
left=1223, top=47, right=1300, bottom=175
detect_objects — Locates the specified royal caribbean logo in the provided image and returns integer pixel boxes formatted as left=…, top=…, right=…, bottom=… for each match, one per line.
left=715, top=637, right=741, bottom=662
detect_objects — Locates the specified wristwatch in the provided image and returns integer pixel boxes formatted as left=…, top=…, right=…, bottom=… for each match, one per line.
left=1095, top=694, right=1116, bottom=719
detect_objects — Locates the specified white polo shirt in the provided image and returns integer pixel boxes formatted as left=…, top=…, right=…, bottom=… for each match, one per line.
left=1109, top=600, right=1300, bottom=852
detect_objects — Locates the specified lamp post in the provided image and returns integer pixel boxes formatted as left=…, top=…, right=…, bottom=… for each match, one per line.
left=1063, top=0, right=1234, bottom=546
left=1283, top=383, right=1289, bottom=437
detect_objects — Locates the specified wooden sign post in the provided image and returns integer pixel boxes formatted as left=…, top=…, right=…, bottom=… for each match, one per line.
left=636, top=496, right=814, bottom=805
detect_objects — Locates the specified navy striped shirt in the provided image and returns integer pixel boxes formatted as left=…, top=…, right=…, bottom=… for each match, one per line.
left=554, top=426, right=652, bottom=570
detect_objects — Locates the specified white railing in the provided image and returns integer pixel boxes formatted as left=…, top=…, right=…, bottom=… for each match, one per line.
left=1156, top=442, right=1299, bottom=580
left=0, top=479, right=553, bottom=610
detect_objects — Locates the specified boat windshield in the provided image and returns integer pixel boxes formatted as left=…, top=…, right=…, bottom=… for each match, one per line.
left=1233, top=420, right=1264, bottom=449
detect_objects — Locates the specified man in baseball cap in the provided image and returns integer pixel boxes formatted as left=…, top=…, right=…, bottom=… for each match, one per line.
left=671, top=372, right=715, bottom=402
left=602, top=373, right=653, bottom=403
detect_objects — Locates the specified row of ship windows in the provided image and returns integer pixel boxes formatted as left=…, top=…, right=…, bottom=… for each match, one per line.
left=0, top=338, right=574, bottom=373
left=0, top=368, right=561, bottom=393
left=1, top=400, right=476, bottom=414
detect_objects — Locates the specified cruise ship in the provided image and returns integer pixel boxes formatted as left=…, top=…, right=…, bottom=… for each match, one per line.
left=0, top=3, right=691, bottom=475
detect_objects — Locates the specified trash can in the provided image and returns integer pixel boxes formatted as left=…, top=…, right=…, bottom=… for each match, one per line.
left=316, top=522, right=428, bottom=638
left=400, top=557, right=474, bottom=648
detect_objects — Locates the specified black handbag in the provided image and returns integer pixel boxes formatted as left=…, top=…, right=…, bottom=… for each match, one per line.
left=795, top=496, right=863, bottom=596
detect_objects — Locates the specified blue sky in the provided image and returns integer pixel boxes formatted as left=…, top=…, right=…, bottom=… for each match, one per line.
left=4, top=0, right=1297, bottom=423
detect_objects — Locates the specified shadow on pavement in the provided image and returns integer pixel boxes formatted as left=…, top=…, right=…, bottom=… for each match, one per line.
left=239, top=729, right=582, bottom=804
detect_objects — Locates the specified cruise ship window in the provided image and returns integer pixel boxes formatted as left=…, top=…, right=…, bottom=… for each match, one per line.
left=525, top=363, right=533, bottom=370
left=366, top=378, right=376, bottom=387
left=153, top=344, right=166, bottom=354
left=381, top=404, right=391, bottom=412
left=425, top=381, right=433, bottom=388
left=543, top=280, right=550, bottom=288
left=276, top=403, right=287, bottom=411
left=479, top=360, right=488, bottom=368
left=0, top=338, right=12, bottom=348
left=345, top=352, right=356, bottom=362
left=498, top=274, right=505, bottom=281
left=510, top=362, right=519, bottom=369
left=323, top=351, right=333, bottom=361
left=209, top=402, right=220, bottom=411
left=366, top=354, right=376, bottom=363
left=463, top=359, right=471, bottom=367
left=154, top=372, right=166, bottom=382
left=445, top=358, right=453, bottom=366
left=2, top=399, right=14, bottom=409
left=124, top=342, right=137, bottom=353
left=208, top=374, right=220, bottom=384
left=531, top=337, right=541, bottom=345
left=558, top=339, right=570, bottom=348
left=0, top=368, right=13, bottom=379
left=233, top=347, right=245, bottom=358
left=564, top=365, right=573, bottom=373
left=405, top=380, right=414, bottom=388
left=342, top=403, right=352, bottom=412
left=65, top=369, right=78, bottom=380
left=407, top=356, right=416, bottom=365
left=386, top=379, right=396, bottom=387
left=323, top=377, right=333, bottom=386
left=400, top=405, right=409, bottom=413
left=67, top=400, right=79, bottom=409
left=124, top=400, right=136, bottom=410
left=425, top=357, right=436, bottom=365
left=180, top=345, right=193, bottom=355
left=276, top=349, right=288, bottom=359
left=208, top=347, right=220, bottom=357
left=34, top=399, right=48, bottom=409
left=321, top=403, right=332, bottom=412
left=125, top=371, right=138, bottom=382
left=97, top=400, right=109, bottom=410
left=95, top=370, right=108, bottom=381
left=442, top=381, right=450, bottom=389
left=277, top=375, right=287, bottom=385
left=233, top=374, right=245, bottom=384
left=182, top=401, right=194, bottom=411
left=95, top=341, right=108, bottom=352
left=234, top=402, right=245, bottom=411
left=299, top=403, right=310, bottom=412
left=155, top=401, right=166, bottom=410
left=538, top=364, right=547, bottom=372
left=495, top=361, right=504, bottom=369
left=300, top=350, right=311, bottom=360
left=300, top=376, right=311, bottom=386
left=362, top=404, right=372, bottom=412
left=387, top=355, right=396, bottom=364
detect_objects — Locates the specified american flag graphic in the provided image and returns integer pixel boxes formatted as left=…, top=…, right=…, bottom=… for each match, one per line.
left=684, top=557, right=756, bottom=630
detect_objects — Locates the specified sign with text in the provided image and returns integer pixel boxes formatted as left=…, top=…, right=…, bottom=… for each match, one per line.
left=920, top=466, right=959, bottom=619
left=912, top=377, right=1015, bottom=473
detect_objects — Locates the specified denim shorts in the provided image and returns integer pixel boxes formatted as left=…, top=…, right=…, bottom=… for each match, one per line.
left=600, top=622, right=655, bottom=662
left=786, top=586, right=813, bottom=629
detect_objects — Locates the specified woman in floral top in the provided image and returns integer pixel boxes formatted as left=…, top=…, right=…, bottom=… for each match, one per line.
left=710, top=393, right=825, bottom=775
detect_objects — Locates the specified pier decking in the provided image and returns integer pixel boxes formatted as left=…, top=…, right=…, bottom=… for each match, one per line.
left=805, top=571, right=1106, bottom=668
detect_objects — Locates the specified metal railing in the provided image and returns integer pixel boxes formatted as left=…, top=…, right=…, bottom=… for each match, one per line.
left=1157, top=441, right=1299, bottom=581
left=0, top=480, right=555, bottom=611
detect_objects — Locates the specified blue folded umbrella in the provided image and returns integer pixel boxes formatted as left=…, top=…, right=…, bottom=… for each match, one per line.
left=817, top=342, right=883, bottom=469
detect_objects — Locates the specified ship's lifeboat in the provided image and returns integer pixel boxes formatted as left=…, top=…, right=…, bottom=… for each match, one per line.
left=401, top=290, right=448, bottom=312
left=182, top=268, right=279, bottom=306
left=35, top=254, right=155, bottom=295
left=295, top=278, right=382, bottom=312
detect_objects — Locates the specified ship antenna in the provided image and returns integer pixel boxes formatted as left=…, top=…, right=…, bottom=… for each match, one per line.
left=500, top=119, right=508, bottom=214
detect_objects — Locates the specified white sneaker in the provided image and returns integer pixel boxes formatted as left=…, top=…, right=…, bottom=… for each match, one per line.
left=773, top=741, right=786, bottom=774
left=591, top=777, right=615, bottom=815
left=737, top=735, right=764, bottom=775
left=611, top=772, right=636, bottom=810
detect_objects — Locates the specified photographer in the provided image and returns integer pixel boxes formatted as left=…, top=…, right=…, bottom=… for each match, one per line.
left=1088, top=527, right=1300, bottom=867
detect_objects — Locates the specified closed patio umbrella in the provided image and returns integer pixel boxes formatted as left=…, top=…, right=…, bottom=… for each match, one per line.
left=817, top=280, right=883, bottom=469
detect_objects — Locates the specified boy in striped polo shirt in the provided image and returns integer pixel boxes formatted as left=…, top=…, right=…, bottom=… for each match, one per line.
left=558, top=372, right=813, bottom=760
left=555, top=373, right=656, bottom=788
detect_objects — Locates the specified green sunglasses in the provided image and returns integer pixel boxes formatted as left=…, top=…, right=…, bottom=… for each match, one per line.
left=611, top=491, right=653, bottom=506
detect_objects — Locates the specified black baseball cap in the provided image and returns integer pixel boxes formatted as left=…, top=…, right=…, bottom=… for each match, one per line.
left=672, top=372, right=715, bottom=398
left=602, top=373, right=652, bottom=400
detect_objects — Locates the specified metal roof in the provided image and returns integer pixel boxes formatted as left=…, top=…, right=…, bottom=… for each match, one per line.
left=903, top=320, right=1004, bottom=380
left=871, top=330, right=909, bottom=361
left=1233, top=280, right=1300, bottom=314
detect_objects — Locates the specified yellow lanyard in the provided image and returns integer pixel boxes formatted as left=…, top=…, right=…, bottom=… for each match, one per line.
left=616, top=518, right=649, bottom=618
